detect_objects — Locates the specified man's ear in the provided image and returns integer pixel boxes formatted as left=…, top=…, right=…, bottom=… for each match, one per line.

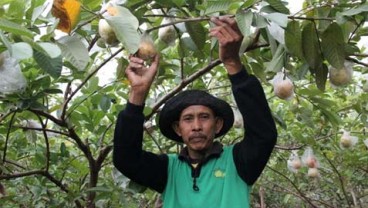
left=215, top=118, right=224, bottom=134
left=172, top=121, right=181, bottom=136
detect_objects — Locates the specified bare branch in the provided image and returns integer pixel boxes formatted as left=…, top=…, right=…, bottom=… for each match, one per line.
left=267, top=165, right=318, bottom=207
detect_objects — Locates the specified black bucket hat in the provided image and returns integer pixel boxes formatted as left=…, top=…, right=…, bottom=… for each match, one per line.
left=158, top=89, right=234, bottom=142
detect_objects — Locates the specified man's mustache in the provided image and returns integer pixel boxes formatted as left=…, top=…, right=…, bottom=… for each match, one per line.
left=189, top=133, right=207, bottom=141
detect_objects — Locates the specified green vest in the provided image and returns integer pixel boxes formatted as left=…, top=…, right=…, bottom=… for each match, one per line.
left=162, top=145, right=251, bottom=208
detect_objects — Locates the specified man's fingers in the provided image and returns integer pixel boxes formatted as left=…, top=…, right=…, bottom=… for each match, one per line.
left=129, top=61, right=144, bottom=69
left=129, top=55, right=144, bottom=64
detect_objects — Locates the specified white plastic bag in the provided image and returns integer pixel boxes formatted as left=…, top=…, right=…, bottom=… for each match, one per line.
left=340, top=130, right=358, bottom=149
left=0, top=52, right=27, bottom=94
left=287, top=151, right=302, bottom=173
left=301, top=147, right=319, bottom=168
left=271, top=71, right=294, bottom=100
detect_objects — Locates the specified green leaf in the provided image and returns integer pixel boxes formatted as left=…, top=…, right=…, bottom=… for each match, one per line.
left=339, top=4, right=368, bottom=16
left=11, top=42, right=33, bottom=60
left=236, top=10, right=253, bottom=37
left=86, top=186, right=113, bottom=193
left=60, top=142, right=69, bottom=157
left=310, top=97, right=336, bottom=109
left=273, top=112, right=287, bottom=129
left=315, top=63, right=328, bottom=91
left=204, top=1, right=231, bottom=15
left=43, top=88, right=63, bottom=94
left=285, top=21, right=303, bottom=60
left=127, top=180, right=147, bottom=193
left=302, top=22, right=323, bottom=70
left=99, top=95, right=111, bottom=112
left=266, top=44, right=285, bottom=72
left=243, top=0, right=258, bottom=8
left=33, top=50, right=63, bottom=79
left=249, top=62, right=267, bottom=83
left=253, top=13, right=269, bottom=28
left=56, top=36, right=89, bottom=71
left=264, top=12, right=288, bottom=28
left=318, top=106, right=342, bottom=126
left=265, top=0, right=290, bottom=14
left=0, top=18, right=34, bottom=38
left=36, top=42, right=62, bottom=58
left=321, top=22, right=346, bottom=69
left=0, top=31, right=13, bottom=55
left=185, top=21, right=206, bottom=50
left=105, top=7, right=140, bottom=54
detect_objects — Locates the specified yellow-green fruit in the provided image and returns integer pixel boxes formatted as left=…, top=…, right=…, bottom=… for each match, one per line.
left=137, top=39, right=157, bottom=60
left=98, top=19, right=119, bottom=46
left=329, top=66, right=352, bottom=86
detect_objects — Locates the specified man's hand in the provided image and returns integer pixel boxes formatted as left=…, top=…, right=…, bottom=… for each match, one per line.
left=209, top=16, right=243, bottom=75
left=125, top=54, right=160, bottom=105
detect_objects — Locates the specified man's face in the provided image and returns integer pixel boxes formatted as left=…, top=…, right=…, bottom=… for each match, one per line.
left=173, top=105, right=223, bottom=156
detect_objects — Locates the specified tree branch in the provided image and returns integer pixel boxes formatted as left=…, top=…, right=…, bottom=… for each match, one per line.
left=62, top=47, right=124, bottom=120
left=146, top=59, right=222, bottom=120
left=2, top=112, right=16, bottom=163
left=267, top=165, right=318, bottom=207
left=321, top=151, right=352, bottom=207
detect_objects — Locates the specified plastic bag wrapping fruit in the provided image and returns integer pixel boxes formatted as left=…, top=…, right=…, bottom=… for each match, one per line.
left=0, top=52, right=27, bottom=94
left=158, top=17, right=177, bottom=46
left=271, top=71, right=294, bottom=100
left=301, top=147, right=319, bottom=168
left=340, top=130, right=358, bottom=149
left=287, top=151, right=302, bottom=173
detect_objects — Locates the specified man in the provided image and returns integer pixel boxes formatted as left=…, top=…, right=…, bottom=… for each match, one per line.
left=113, top=16, right=277, bottom=208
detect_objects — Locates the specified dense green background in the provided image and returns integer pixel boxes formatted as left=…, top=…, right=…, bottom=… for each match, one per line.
left=0, top=0, right=367, bottom=207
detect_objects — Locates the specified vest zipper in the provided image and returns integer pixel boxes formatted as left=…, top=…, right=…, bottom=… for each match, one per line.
left=191, top=164, right=200, bottom=192
left=192, top=177, right=199, bottom=191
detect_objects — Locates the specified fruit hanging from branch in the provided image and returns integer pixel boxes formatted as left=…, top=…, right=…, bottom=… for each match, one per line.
left=307, top=167, right=319, bottom=178
left=158, top=17, right=177, bottom=46
left=340, top=130, right=358, bottom=149
left=136, top=33, right=157, bottom=61
left=98, top=19, right=119, bottom=46
left=287, top=151, right=302, bottom=173
left=329, top=62, right=353, bottom=87
left=271, top=71, right=294, bottom=100
left=302, top=147, right=319, bottom=168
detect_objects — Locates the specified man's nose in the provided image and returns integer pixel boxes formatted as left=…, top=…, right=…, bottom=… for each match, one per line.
left=192, top=118, right=202, bottom=131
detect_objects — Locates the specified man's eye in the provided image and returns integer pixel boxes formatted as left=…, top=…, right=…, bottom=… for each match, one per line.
left=199, top=114, right=210, bottom=119
left=183, top=117, right=192, bottom=121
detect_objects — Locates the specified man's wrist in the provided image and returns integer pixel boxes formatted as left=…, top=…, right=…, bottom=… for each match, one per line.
left=223, top=59, right=242, bottom=75
left=128, top=90, right=147, bottom=106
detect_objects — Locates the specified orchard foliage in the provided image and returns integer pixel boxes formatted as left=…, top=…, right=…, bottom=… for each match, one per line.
left=0, top=0, right=367, bottom=207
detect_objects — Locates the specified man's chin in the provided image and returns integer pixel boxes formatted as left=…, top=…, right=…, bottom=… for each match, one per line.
left=189, top=143, right=208, bottom=152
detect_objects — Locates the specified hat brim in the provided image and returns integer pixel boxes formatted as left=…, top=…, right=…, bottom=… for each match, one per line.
left=158, top=90, right=234, bottom=142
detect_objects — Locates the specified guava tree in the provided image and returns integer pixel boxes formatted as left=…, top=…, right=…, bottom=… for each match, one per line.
left=0, top=0, right=367, bottom=207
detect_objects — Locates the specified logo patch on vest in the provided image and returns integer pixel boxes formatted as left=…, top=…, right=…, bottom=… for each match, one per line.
left=214, top=169, right=226, bottom=178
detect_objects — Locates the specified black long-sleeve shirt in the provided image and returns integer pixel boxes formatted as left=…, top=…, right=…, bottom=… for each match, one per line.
left=113, top=69, right=277, bottom=193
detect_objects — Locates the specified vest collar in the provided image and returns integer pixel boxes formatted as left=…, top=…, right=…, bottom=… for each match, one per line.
left=178, top=141, right=223, bottom=164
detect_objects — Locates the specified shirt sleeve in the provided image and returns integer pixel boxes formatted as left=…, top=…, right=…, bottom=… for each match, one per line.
left=230, top=68, right=277, bottom=185
left=113, top=102, right=168, bottom=193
